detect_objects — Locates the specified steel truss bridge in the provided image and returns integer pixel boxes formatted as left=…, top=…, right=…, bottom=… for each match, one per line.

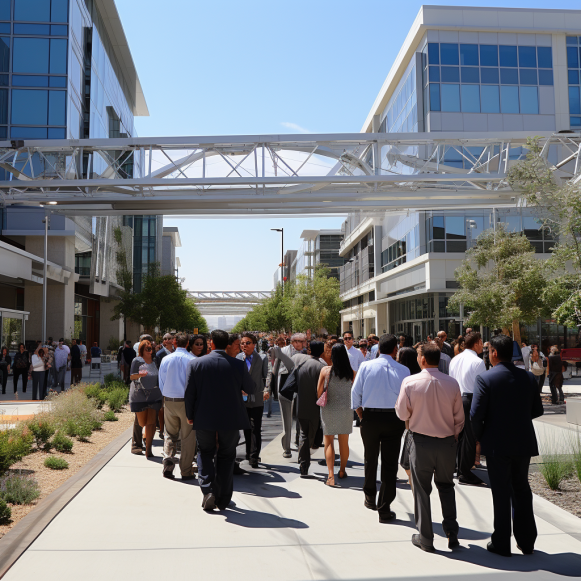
left=188, top=291, right=272, bottom=317
left=1, top=131, right=580, bottom=216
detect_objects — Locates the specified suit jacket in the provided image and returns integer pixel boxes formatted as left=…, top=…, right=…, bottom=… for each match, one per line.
left=185, top=350, right=251, bottom=431
left=236, top=350, right=271, bottom=408
left=470, top=362, right=543, bottom=458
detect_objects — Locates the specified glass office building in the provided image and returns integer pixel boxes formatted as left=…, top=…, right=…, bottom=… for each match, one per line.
left=339, top=6, right=581, bottom=354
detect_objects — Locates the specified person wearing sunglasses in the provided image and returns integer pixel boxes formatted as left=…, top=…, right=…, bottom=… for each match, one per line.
left=343, top=331, right=364, bottom=373
left=129, top=339, right=163, bottom=458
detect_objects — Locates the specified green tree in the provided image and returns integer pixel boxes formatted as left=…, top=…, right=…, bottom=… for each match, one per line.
left=448, top=226, right=548, bottom=343
left=508, top=136, right=581, bottom=328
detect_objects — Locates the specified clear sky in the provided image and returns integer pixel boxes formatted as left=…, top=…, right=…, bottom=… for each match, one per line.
left=116, top=0, right=578, bottom=294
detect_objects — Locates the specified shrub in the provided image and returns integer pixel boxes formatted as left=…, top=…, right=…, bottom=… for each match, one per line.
left=44, top=457, right=69, bottom=470
left=48, top=386, right=104, bottom=440
left=103, top=411, right=118, bottom=422
left=103, top=373, right=119, bottom=387
left=573, top=433, right=581, bottom=484
left=106, top=387, right=129, bottom=412
left=52, top=432, right=73, bottom=453
left=27, top=415, right=56, bottom=451
left=0, top=499, right=11, bottom=523
left=540, top=454, right=570, bottom=490
left=0, top=473, right=41, bottom=504
left=0, top=429, right=33, bottom=473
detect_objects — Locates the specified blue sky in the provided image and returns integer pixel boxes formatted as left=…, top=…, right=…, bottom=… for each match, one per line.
left=116, top=0, right=578, bottom=293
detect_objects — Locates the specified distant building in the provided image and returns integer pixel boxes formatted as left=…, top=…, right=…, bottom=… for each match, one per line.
left=161, top=227, right=182, bottom=278
left=293, top=230, right=344, bottom=280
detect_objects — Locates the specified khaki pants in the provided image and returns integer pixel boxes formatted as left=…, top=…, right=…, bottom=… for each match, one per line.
left=163, top=399, right=196, bottom=477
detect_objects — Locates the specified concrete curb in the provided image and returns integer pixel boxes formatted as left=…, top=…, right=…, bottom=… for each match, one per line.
left=0, top=426, right=133, bottom=579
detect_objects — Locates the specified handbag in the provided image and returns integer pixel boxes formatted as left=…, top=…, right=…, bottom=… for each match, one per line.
left=316, top=369, right=331, bottom=407
left=531, top=360, right=545, bottom=376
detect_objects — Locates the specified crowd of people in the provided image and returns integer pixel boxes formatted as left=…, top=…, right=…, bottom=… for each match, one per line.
left=121, top=326, right=549, bottom=556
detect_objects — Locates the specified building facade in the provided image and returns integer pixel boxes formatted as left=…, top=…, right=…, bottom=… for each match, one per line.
left=0, top=0, right=166, bottom=349
left=339, top=5, right=581, bottom=354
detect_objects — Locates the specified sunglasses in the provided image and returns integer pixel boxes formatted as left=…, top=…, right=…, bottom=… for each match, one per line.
left=145, top=347, right=152, bottom=352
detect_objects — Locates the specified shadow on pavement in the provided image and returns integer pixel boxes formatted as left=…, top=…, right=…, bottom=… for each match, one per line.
left=235, top=470, right=302, bottom=499
left=219, top=506, right=309, bottom=529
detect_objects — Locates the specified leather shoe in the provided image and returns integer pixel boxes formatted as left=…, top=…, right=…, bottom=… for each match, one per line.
left=162, top=470, right=175, bottom=480
left=458, top=476, right=485, bottom=487
left=364, top=497, right=377, bottom=511
left=181, top=475, right=196, bottom=481
left=282, top=450, right=292, bottom=458
left=378, top=511, right=396, bottom=523
left=202, top=493, right=216, bottom=511
left=249, top=460, right=259, bottom=469
left=487, top=541, right=511, bottom=557
left=412, top=534, right=435, bottom=552
left=233, top=462, right=245, bottom=475
left=517, top=544, right=534, bottom=555
left=447, top=532, right=460, bottom=549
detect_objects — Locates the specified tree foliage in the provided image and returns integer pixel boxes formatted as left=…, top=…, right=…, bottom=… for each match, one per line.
left=448, top=226, right=548, bottom=340
left=508, top=136, right=581, bottom=327
left=232, top=265, right=343, bottom=334
left=112, top=264, right=208, bottom=334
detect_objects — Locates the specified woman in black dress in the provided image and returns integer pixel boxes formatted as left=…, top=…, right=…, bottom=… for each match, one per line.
left=547, top=346, right=564, bottom=404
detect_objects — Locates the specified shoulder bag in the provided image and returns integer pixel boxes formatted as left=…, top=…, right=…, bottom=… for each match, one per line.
left=316, top=369, right=331, bottom=407
left=279, top=361, right=306, bottom=400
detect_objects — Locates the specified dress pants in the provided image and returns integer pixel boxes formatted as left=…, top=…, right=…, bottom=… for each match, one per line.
left=131, top=414, right=143, bottom=453
left=163, top=399, right=196, bottom=477
left=244, top=406, right=264, bottom=461
left=13, top=368, right=28, bottom=393
left=71, top=368, right=82, bottom=385
left=457, top=394, right=480, bottom=483
left=279, top=390, right=294, bottom=453
left=533, top=372, right=545, bottom=394
left=197, top=429, right=239, bottom=507
left=486, top=454, right=537, bottom=554
left=360, top=409, right=405, bottom=516
left=54, top=366, right=66, bottom=391
left=0, top=364, right=8, bottom=394
left=410, top=433, right=458, bottom=547
left=298, top=417, right=319, bottom=472
left=31, top=370, right=45, bottom=400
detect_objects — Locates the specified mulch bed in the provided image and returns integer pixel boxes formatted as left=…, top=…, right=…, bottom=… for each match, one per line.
left=529, top=472, right=581, bottom=519
left=0, top=408, right=134, bottom=540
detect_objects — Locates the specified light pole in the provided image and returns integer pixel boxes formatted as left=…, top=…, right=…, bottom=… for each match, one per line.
left=271, top=228, right=284, bottom=293
left=41, top=211, right=50, bottom=342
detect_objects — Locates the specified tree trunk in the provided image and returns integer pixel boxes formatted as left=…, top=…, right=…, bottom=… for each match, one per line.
left=512, top=320, right=521, bottom=344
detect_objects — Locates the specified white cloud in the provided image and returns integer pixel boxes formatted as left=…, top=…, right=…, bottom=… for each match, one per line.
left=281, top=121, right=312, bottom=134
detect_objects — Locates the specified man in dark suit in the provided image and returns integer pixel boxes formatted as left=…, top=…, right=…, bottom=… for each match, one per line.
left=185, top=329, right=252, bottom=511
left=471, top=333, right=544, bottom=557
left=236, top=332, right=271, bottom=468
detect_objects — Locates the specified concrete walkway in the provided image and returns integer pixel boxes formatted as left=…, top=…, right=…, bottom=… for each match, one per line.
left=4, top=416, right=581, bottom=580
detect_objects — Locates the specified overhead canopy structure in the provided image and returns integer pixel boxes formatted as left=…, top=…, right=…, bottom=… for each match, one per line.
left=189, top=291, right=272, bottom=317
left=1, top=131, right=579, bottom=216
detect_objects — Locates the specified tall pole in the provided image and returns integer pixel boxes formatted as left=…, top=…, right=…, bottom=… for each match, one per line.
left=42, top=211, right=49, bottom=342
left=281, top=227, right=284, bottom=294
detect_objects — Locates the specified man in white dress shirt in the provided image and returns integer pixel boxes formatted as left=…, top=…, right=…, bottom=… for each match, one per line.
left=449, top=332, right=486, bottom=486
left=343, top=330, right=364, bottom=372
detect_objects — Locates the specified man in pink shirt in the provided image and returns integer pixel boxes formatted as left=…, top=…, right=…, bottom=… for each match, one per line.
left=395, top=343, right=465, bottom=553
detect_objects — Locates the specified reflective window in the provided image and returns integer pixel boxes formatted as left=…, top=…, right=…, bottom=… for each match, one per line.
left=520, top=86, right=538, bottom=114
left=538, top=69, right=553, bottom=86
left=0, top=37, right=8, bottom=72
left=0, top=88, right=6, bottom=123
left=520, top=69, right=537, bottom=85
left=0, top=126, right=6, bottom=138
left=480, top=67, right=499, bottom=84
left=433, top=216, right=445, bottom=239
left=500, top=85, right=519, bottom=113
left=461, top=84, right=480, bottom=112
left=481, top=85, right=500, bottom=113
left=13, top=38, right=49, bottom=73
left=441, top=66, right=459, bottom=82
left=0, top=0, right=10, bottom=20
left=499, top=45, right=518, bottom=67
left=569, top=69, right=580, bottom=84
left=460, top=44, right=478, bottom=66
left=11, top=89, right=48, bottom=124
left=429, top=83, right=440, bottom=111
left=48, top=89, right=65, bottom=124
left=429, top=66, right=440, bottom=82
left=49, top=38, right=67, bottom=74
left=537, top=46, right=552, bottom=68
left=570, top=86, right=581, bottom=115
left=14, top=0, right=50, bottom=21
left=480, top=45, right=498, bottom=66
left=11, top=126, right=47, bottom=138
left=51, top=0, right=68, bottom=22
left=428, top=43, right=439, bottom=64
left=567, top=36, right=579, bottom=45
left=440, top=43, right=459, bottom=65
left=571, top=116, right=581, bottom=127
left=500, top=68, right=518, bottom=84
left=0, top=74, right=7, bottom=85
left=51, top=24, right=67, bottom=35
left=568, top=46, right=579, bottom=68
left=48, top=127, right=65, bottom=138
left=49, top=76, right=66, bottom=87
left=12, top=75, right=49, bottom=86
left=518, top=46, right=537, bottom=68
left=441, top=83, right=460, bottom=112
left=14, top=23, right=50, bottom=34
left=446, top=216, right=466, bottom=239
left=461, top=67, right=479, bottom=83
left=0, top=23, right=8, bottom=33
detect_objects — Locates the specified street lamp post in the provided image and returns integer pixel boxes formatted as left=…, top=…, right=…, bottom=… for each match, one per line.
left=271, top=228, right=284, bottom=293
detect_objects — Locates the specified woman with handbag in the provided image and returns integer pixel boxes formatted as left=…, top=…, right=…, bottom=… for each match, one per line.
left=129, top=340, right=163, bottom=457
left=317, top=344, right=356, bottom=487
left=529, top=344, right=546, bottom=394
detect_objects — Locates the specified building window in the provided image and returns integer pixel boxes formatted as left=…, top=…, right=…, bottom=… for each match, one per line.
left=568, top=37, right=581, bottom=127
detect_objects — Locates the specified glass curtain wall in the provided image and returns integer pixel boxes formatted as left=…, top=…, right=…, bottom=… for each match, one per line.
left=567, top=36, right=581, bottom=128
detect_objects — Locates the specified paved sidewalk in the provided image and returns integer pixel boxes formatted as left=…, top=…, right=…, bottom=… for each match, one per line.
left=4, top=419, right=581, bottom=580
